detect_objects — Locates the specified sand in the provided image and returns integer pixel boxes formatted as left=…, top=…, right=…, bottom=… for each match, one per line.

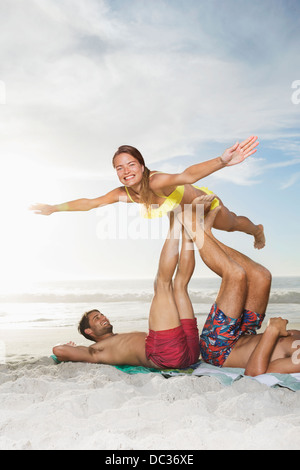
left=0, top=327, right=300, bottom=451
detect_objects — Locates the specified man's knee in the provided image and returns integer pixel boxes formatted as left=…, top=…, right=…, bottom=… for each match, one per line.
left=249, top=264, right=272, bottom=291
left=258, top=266, right=272, bottom=289
left=255, top=265, right=272, bottom=289
left=227, top=261, right=247, bottom=288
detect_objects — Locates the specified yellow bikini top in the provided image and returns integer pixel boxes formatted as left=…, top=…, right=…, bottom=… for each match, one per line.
left=124, top=172, right=185, bottom=219
left=124, top=172, right=219, bottom=219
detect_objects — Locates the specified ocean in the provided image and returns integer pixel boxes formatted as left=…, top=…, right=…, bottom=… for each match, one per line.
left=0, top=277, right=299, bottom=331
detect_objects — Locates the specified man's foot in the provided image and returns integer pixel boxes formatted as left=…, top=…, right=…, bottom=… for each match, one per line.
left=190, top=196, right=221, bottom=232
left=176, top=196, right=205, bottom=241
left=179, top=195, right=217, bottom=241
left=204, top=205, right=222, bottom=233
left=254, top=224, right=266, bottom=249
left=178, top=195, right=215, bottom=226
left=190, top=194, right=216, bottom=214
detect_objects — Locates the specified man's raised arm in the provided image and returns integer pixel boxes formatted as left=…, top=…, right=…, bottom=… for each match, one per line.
left=52, top=343, right=100, bottom=363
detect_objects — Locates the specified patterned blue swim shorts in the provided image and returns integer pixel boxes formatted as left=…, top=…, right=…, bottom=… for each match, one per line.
left=200, top=303, right=265, bottom=367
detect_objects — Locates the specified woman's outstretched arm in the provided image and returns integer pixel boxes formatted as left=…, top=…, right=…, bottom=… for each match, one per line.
left=30, top=186, right=126, bottom=215
left=150, top=136, right=259, bottom=191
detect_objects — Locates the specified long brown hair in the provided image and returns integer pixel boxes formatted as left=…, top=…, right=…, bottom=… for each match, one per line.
left=112, top=145, right=152, bottom=210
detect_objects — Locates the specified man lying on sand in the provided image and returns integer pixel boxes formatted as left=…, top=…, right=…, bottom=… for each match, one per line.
left=181, top=199, right=300, bottom=376
left=53, top=211, right=201, bottom=369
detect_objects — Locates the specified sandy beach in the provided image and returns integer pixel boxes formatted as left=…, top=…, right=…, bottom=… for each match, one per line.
left=0, top=326, right=300, bottom=451
left=1, top=0, right=300, bottom=454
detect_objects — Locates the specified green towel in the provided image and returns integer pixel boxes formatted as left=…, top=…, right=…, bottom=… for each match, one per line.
left=114, top=364, right=160, bottom=375
left=50, top=354, right=62, bottom=365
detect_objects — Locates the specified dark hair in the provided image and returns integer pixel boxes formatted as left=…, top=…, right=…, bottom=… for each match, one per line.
left=112, top=145, right=152, bottom=210
left=78, top=309, right=99, bottom=342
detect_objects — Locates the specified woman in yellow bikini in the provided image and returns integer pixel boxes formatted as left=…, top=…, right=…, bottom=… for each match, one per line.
left=31, top=136, right=265, bottom=249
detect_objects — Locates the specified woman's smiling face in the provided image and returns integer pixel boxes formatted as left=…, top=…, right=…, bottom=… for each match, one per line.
left=113, top=153, right=144, bottom=186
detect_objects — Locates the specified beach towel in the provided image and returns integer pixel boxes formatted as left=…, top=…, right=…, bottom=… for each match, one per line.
left=161, top=361, right=300, bottom=392
left=50, top=356, right=300, bottom=391
left=115, top=362, right=300, bottom=392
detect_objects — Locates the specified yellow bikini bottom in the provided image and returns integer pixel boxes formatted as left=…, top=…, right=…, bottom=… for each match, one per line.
left=132, top=184, right=220, bottom=219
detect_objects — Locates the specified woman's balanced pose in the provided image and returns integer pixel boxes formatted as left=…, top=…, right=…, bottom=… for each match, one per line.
left=30, top=136, right=265, bottom=249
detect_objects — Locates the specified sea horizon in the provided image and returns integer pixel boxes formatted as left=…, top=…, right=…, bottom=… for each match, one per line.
left=0, top=276, right=299, bottom=331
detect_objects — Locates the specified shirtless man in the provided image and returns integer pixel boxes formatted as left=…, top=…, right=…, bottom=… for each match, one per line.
left=182, top=200, right=300, bottom=376
left=52, top=214, right=200, bottom=369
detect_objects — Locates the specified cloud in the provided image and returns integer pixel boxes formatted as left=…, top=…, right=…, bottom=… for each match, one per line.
left=267, top=140, right=300, bottom=157
left=1, top=0, right=300, bottom=176
left=211, top=158, right=264, bottom=186
left=263, top=158, right=300, bottom=170
left=280, top=172, right=300, bottom=190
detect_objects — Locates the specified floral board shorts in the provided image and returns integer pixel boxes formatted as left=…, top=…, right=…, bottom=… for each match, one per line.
left=200, top=303, right=265, bottom=367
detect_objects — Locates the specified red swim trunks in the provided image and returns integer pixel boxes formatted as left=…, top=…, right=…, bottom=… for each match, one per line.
left=145, top=318, right=200, bottom=369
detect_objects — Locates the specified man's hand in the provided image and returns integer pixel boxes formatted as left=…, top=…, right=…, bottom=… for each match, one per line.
left=221, top=135, right=259, bottom=166
left=29, top=203, right=55, bottom=215
left=267, top=317, right=290, bottom=338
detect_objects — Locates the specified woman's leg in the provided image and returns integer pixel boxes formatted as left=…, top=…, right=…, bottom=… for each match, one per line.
left=213, top=200, right=265, bottom=250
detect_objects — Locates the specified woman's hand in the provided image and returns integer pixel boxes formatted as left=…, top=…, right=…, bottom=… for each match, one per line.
left=29, top=203, right=56, bottom=215
left=221, top=135, right=259, bottom=166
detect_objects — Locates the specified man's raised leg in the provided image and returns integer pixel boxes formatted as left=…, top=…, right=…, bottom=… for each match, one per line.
left=179, top=204, right=247, bottom=320
left=204, top=207, right=272, bottom=317
left=146, top=213, right=200, bottom=369
left=173, top=227, right=196, bottom=321
left=148, top=214, right=183, bottom=332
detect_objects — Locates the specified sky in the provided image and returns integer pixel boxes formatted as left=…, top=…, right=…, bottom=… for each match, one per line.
left=0, top=0, right=300, bottom=286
